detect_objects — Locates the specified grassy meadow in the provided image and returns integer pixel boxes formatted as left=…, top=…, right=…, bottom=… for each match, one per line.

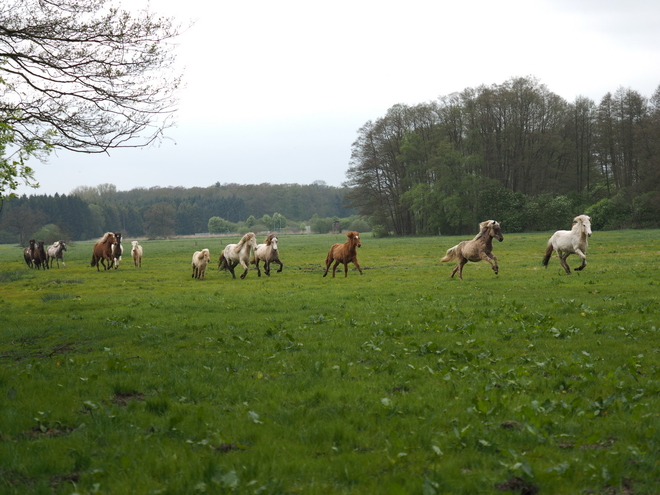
left=0, top=230, right=659, bottom=494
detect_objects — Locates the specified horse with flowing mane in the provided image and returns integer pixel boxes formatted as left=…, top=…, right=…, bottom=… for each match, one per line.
left=252, top=233, right=283, bottom=277
left=46, top=240, right=67, bottom=268
left=131, top=241, right=143, bottom=267
left=441, top=220, right=503, bottom=280
left=542, top=214, right=592, bottom=274
left=218, top=232, right=257, bottom=279
left=323, top=231, right=363, bottom=278
left=91, top=232, right=117, bottom=271
left=192, top=249, right=210, bottom=280
left=23, top=239, right=36, bottom=268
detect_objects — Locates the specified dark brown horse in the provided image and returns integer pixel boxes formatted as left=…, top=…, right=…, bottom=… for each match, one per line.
left=32, top=241, right=48, bottom=270
left=323, top=231, right=363, bottom=278
left=441, top=220, right=503, bottom=280
left=23, top=239, right=36, bottom=268
left=111, top=231, right=123, bottom=269
left=91, top=232, right=118, bottom=271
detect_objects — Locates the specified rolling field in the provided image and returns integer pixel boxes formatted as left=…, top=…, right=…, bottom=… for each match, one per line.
left=1, top=230, right=659, bottom=494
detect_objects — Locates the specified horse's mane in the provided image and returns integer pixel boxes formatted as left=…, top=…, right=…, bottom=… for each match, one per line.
left=100, top=232, right=114, bottom=242
left=265, top=233, right=277, bottom=245
left=473, top=221, right=494, bottom=240
left=237, top=232, right=255, bottom=248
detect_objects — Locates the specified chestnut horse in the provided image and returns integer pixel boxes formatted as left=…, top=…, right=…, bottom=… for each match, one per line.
left=91, top=232, right=117, bottom=271
left=441, top=220, right=503, bottom=280
left=252, top=233, right=283, bottom=277
left=542, top=214, right=592, bottom=274
left=323, top=231, right=363, bottom=278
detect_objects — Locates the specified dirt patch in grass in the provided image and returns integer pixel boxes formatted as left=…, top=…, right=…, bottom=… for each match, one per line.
left=26, top=425, right=76, bottom=439
left=50, top=472, right=80, bottom=491
left=111, top=391, right=145, bottom=406
left=1, top=340, right=89, bottom=362
left=495, top=477, right=539, bottom=495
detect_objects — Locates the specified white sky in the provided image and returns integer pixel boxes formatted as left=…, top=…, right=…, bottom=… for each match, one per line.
left=15, top=0, right=660, bottom=196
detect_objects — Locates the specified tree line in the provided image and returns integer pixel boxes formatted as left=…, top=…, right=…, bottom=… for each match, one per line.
left=0, top=182, right=359, bottom=244
left=345, top=76, right=660, bottom=235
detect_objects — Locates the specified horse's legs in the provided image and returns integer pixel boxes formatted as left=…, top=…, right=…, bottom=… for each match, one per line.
left=573, top=249, right=587, bottom=271
left=228, top=261, right=238, bottom=279
left=275, top=259, right=283, bottom=273
left=352, top=259, right=363, bottom=276
left=239, top=260, right=249, bottom=279
left=255, top=259, right=262, bottom=277
left=331, top=260, right=341, bottom=278
left=558, top=252, right=571, bottom=274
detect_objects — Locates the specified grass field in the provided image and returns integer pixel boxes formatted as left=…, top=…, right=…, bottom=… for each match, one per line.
left=1, top=230, right=659, bottom=494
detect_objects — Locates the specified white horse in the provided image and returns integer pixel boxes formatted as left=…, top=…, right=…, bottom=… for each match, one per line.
left=252, top=233, right=283, bottom=277
left=131, top=241, right=143, bottom=267
left=218, top=232, right=257, bottom=279
left=46, top=240, right=67, bottom=268
left=192, top=248, right=210, bottom=280
left=542, top=215, right=592, bottom=274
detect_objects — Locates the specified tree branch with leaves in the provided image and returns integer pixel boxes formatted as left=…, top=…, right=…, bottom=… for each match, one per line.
left=0, top=0, right=183, bottom=199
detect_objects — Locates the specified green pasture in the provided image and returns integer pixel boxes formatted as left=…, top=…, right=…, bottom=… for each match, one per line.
left=0, top=231, right=659, bottom=494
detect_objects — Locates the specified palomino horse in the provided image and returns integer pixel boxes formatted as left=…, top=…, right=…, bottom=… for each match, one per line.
left=542, top=214, right=592, bottom=274
left=111, top=232, right=123, bottom=269
left=323, top=231, right=363, bottom=278
left=441, top=220, right=503, bottom=280
left=46, top=240, right=67, bottom=268
left=219, top=232, right=257, bottom=279
left=32, top=241, right=48, bottom=270
left=91, top=232, right=117, bottom=271
left=23, top=239, right=36, bottom=268
left=252, top=233, right=283, bottom=277
left=192, top=249, right=210, bottom=280
left=131, top=240, right=143, bottom=267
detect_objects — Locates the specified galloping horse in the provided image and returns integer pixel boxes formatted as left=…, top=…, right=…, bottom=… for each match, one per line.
left=542, top=214, right=592, bottom=274
left=91, top=232, right=118, bottom=271
left=441, top=220, right=503, bottom=280
left=111, top=232, right=123, bottom=269
left=32, top=241, right=48, bottom=270
left=218, top=232, right=257, bottom=279
left=252, top=233, right=283, bottom=277
left=46, top=241, right=67, bottom=268
left=23, top=239, right=36, bottom=268
left=131, top=240, right=143, bottom=267
left=192, top=249, right=210, bottom=280
left=323, top=231, right=363, bottom=278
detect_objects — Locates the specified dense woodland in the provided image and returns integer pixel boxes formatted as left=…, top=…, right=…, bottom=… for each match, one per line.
left=0, top=182, right=357, bottom=244
left=345, top=77, right=660, bottom=235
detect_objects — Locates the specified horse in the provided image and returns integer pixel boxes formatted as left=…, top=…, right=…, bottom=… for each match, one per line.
left=192, top=249, right=210, bottom=280
left=23, top=239, right=36, bottom=268
left=322, top=231, right=363, bottom=278
left=46, top=240, right=67, bottom=268
left=440, top=220, right=503, bottom=280
left=252, top=233, right=283, bottom=277
left=111, top=232, right=123, bottom=269
left=131, top=240, right=143, bottom=267
left=32, top=241, right=48, bottom=270
left=542, top=214, right=592, bottom=274
left=218, top=232, right=257, bottom=279
left=91, top=232, right=117, bottom=271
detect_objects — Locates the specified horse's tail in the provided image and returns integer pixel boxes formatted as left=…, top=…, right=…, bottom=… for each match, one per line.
left=440, top=245, right=457, bottom=263
left=542, top=241, right=553, bottom=267
left=91, top=254, right=97, bottom=267
left=218, top=254, right=227, bottom=271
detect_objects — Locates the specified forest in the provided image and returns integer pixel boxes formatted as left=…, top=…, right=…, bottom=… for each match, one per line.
left=345, top=76, right=660, bottom=235
left=0, top=182, right=360, bottom=244
left=2, top=76, right=659, bottom=244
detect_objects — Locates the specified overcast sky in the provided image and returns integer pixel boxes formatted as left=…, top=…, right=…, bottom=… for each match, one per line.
left=15, top=0, right=660, bottom=196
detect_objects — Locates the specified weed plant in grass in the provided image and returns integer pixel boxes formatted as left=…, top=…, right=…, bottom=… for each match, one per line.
left=0, top=231, right=659, bottom=494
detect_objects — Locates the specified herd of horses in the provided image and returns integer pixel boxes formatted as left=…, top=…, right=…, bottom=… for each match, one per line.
left=21, top=215, right=593, bottom=280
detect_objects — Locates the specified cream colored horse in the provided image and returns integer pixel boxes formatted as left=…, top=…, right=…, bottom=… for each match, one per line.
left=542, top=215, right=592, bottom=274
left=218, top=232, right=257, bottom=279
left=192, top=248, right=210, bottom=280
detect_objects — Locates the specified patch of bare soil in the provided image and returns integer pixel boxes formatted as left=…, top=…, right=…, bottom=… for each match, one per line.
left=495, top=477, right=539, bottom=495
